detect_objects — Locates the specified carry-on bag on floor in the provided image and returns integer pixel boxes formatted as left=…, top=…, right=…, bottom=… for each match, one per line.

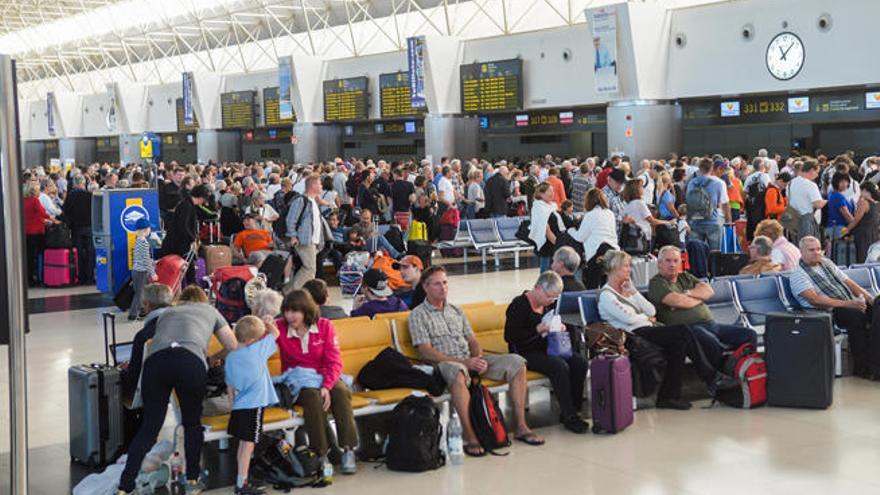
left=154, top=250, right=194, bottom=295
left=765, top=312, right=834, bottom=409
left=710, top=251, right=750, bottom=277
left=69, top=313, right=125, bottom=466
left=590, top=355, right=634, bottom=434
left=43, top=247, right=79, bottom=287
left=201, top=244, right=232, bottom=274
left=211, top=265, right=257, bottom=323
left=45, top=222, right=73, bottom=248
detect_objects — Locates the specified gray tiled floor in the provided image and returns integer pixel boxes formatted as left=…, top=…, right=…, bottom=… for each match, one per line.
left=4, top=266, right=880, bottom=494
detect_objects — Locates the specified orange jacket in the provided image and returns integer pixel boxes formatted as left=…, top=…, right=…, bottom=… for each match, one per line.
left=727, top=178, right=744, bottom=208
left=764, top=185, right=787, bottom=219
left=546, top=176, right=567, bottom=208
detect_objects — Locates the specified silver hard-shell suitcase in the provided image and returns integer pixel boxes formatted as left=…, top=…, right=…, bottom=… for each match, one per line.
left=68, top=312, right=125, bottom=466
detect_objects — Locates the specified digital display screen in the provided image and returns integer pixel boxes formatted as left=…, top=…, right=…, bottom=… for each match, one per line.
left=221, top=90, right=256, bottom=129
left=515, top=114, right=529, bottom=127
left=720, top=101, right=740, bottom=117
left=866, top=91, right=880, bottom=109
left=323, top=77, right=369, bottom=121
left=263, top=87, right=295, bottom=126
left=405, top=121, right=416, bottom=133
left=460, top=59, right=523, bottom=113
left=268, top=129, right=278, bottom=139
left=380, top=72, right=427, bottom=118
left=176, top=98, right=199, bottom=131
left=479, top=116, right=489, bottom=129
left=787, top=96, right=810, bottom=114
left=559, top=111, right=574, bottom=125
left=375, top=123, right=384, bottom=134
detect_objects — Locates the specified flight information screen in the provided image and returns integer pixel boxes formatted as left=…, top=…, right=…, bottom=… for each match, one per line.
left=380, top=71, right=427, bottom=118
left=263, top=86, right=295, bottom=126
left=460, top=59, right=523, bottom=113
left=220, top=90, right=256, bottom=129
left=323, top=77, right=369, bottom=121
left=176, top=98, right=199, bottom=132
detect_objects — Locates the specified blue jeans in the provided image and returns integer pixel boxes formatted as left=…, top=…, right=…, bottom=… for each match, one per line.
left=369, top=234, right=401, bottom=259
left=688, top=222, right=723, bottom=251
left=539, top=255, right=552, bottom=273
left=687, top=321, right=757, bottom=368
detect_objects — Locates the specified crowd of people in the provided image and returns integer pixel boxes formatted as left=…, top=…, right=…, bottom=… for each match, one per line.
left=20, top=148, right=880, bottom=494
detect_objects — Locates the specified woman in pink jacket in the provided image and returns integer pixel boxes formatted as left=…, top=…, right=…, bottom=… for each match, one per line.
left=275, top=290, right=358, bottom=475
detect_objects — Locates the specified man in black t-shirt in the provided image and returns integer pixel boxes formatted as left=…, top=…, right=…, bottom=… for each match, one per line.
left=390, top=167, right=416, bottom=213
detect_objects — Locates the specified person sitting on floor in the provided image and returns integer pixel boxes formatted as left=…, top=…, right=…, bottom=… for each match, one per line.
left=739, top=235, right=782, bottom=275
left=408, top=265, right=544, bottom=457
left=233, top=214, right=274, bottom=259
left=350, top=269, right=408, bottom=318
left=790, top=236, right=879, bottom=379
left=504, top=271, right=589, bottom=433
left=647, top=245, right=758, bottom=374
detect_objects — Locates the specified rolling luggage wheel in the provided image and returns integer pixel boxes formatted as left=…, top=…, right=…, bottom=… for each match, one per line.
left=592, top=425, right=601, bottom=434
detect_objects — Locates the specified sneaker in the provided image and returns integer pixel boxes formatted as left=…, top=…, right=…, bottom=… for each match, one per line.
left=234, top=481, right=266, bottom=495
left=340, top=449, right=357, bottom=475
left=183, top=479, right=207, bottom=494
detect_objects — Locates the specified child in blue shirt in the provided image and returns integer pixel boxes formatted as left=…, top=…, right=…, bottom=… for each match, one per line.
left=225, top=315, right=280, bottom=495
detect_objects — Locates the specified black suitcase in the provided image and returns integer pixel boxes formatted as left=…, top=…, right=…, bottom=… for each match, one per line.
left=710, top=251, right=750, bottom=277
left=765, top=312, right=834, bottom=409
left=407, top=240, right=432, bottom=268
left=44, top=222, right=73, bottom=248
left=68, top=313, right=125, bottom=466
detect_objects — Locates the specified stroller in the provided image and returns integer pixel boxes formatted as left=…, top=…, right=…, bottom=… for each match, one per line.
left=338, top=251, right=371, bottom=297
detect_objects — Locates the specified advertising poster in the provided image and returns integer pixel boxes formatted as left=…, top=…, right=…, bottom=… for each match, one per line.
left=182, top=71, right=194, bottom=126
left=589, top=6, right=619, bottom=94
left=47, top=92, right=55, bottom=136
left=278, top=56, right=294, bottom=120
left=407, top=36, right=427, bottom=109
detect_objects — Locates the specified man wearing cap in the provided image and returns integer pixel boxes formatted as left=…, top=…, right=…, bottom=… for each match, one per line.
left=602, top=168, right=627, bottom=225
left=685, top=157, right=731, bottom=250
left=392, top=255, right=425, bottom=308
left=350, top=269, right=409, bottom=318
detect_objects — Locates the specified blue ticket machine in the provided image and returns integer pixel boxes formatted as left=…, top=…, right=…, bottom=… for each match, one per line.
left=92, top=189, right=160, bottom=295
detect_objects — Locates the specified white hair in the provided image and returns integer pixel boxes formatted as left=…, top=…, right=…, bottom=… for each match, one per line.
left=249, top=289, right=283, bottom=319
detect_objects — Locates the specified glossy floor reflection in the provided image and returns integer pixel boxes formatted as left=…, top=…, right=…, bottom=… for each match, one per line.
left=4, top=264, right=880, bottom=494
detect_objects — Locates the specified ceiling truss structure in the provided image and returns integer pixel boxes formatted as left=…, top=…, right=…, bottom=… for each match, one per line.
left=5, top=0, right=725, bottom=99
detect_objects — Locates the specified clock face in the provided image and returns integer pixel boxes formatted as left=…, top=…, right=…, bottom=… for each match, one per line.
left=766, top=32, right=804, bottom=81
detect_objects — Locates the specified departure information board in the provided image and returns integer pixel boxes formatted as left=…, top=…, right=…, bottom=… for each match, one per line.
left=380, top=72, right=426, bottom=118
left=176, top=98, right=199, bottom=132
left=460, top=59, right=523, bottom=113
left=221, top=90, right=256, bottom=129
left=323, top=77, right=369, bottom=121
left=263, top=86, right=295, bottom=126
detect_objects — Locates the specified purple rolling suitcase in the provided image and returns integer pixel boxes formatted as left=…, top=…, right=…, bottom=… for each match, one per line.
left=194, top=257, right=208, bottom=289
left=590, top=355, right=634, bottom=434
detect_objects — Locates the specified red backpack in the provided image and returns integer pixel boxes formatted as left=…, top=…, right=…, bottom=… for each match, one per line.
left=715, top=343, right=767, bottom=408
left=468, top=379, right=510, bottom=455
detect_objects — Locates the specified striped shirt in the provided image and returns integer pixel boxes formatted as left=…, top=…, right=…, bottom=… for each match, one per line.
left=132, top=236, right=154, bottom=276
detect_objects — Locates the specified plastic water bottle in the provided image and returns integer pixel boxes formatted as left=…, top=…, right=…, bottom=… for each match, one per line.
left=447, top=411, right=464, bottom=465
left=322, top=461, right=334, bottom=485
left=168, top=452, right=183, bottom=493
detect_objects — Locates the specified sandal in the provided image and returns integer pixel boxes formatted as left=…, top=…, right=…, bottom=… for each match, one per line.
left=464, top=443, right=486, bottom=457
left=514, top=432, right=545, bottom=446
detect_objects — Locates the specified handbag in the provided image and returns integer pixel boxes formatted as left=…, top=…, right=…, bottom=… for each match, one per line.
left=585, top=321, right=627, bottom=356
left=619, top=224, right=648, bottom=255
left=409, top=220, right=429, bottom=241
left=113, top=277, right=135, bottom=311
left=546, top=331, right=573, bottom=359
left=515, top=220, right=534, bottom=245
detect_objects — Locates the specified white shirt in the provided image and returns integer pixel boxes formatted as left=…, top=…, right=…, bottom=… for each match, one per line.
left=622, top=199, right=653, bottom=240
left=437, top=176, right=454, bottom=205
left=293, top=179, right=307, bottom=195
left=570, top=208, right=619, bottom=261
left=788, top=176, right=822, bottom=215
left=39, top=193, right=61, bottom=218
left=598, top=285, right=656, bottom=332
left=743, top=172, right=770, bottom=191
left=310, top=197, right=322, bottom=245
left=766, top=159, right=779, bottom=181
left=639, top=173, right=655, bottom=205
left=266, top=183, right=282, bottom=198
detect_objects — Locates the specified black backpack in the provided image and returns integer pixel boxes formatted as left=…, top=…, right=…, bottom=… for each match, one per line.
left=250, top=433, right=323, bottom=489
left=273, top=194, right=306, bottom=240
left=357, top=347, right=446, bottom=396
left=45, top=223, right=73, bottom=248
left=514, top=220, right=534, bottom=246
left=385, top=396, right=445, bottom=472
left=745, top=179, right=767, bottom=223
left=468, top=379, right=510, bottom=455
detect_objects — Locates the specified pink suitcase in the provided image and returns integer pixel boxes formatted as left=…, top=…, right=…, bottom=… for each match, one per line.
left=43, top=248, right=79, bottom=287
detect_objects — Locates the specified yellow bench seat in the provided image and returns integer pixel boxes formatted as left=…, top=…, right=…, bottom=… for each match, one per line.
left=202, top=406, right=292, bottom=432
left=355, top=388, right=421, bottom=405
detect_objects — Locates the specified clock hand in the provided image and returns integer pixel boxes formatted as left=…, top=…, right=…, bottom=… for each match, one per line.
left=779, top=46, right=786, bottom=60
left=782, top=42, right=795, bottom=59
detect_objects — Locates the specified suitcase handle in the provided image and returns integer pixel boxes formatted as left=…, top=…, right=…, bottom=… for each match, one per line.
left=102, top=312, right=116, bottom=367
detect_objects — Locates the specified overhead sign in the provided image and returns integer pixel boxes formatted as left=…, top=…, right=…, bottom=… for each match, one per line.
left=787, top=96, right=810, bottom=114
left=323, top=77, right=369, bottom=121
left=589, top=6, right=619, bottom=94
left=380, top=72, right=428, bottom=119
left=460, top=59, right=523, bottom=113
left=278, top=56, right=294, bottom=120
left=220, top=90, right=256, bottom=129
left=47, top=92, right=55, bottom=136
left=866, top=91, right=880, bottom=110
left=407, top=36, right=427, bottom=110
left=720, top=101, right=740, bottom=117
left=263, top=87, right=295, bottom=126
left=182, top=72, right=194, bottom=126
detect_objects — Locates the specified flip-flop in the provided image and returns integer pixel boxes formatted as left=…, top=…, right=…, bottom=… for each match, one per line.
left=514, top=433, right=545, bottom=446
left=464, top=443, right=486, bottom=457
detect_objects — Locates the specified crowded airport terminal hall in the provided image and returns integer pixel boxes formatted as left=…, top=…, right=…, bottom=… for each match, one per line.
left=5, top=0, right=880, bottom=493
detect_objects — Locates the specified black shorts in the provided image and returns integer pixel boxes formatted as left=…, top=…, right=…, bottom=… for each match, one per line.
left=227, top=407, right=264, bottom=443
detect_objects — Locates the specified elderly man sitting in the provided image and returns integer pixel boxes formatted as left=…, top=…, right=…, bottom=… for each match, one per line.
left=739, top=235, right=782, bottom=275
left=790, top=236, right=879, bottom=379
left=648, top=245, right=758, bottom=372
left=409, top=265, right=544, bottom=457
left=552, top=246, right=586, bottom=292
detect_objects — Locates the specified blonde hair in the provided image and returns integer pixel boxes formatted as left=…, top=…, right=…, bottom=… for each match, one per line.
left=234, top=315, right=265, bottom=343
left=533, top=182, right=552, bottom=202
left=754, top=219, right=784, bottom=241
left=604, top=250, right=632, bottom=275
left=176, top=285, right=209, bottom=304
